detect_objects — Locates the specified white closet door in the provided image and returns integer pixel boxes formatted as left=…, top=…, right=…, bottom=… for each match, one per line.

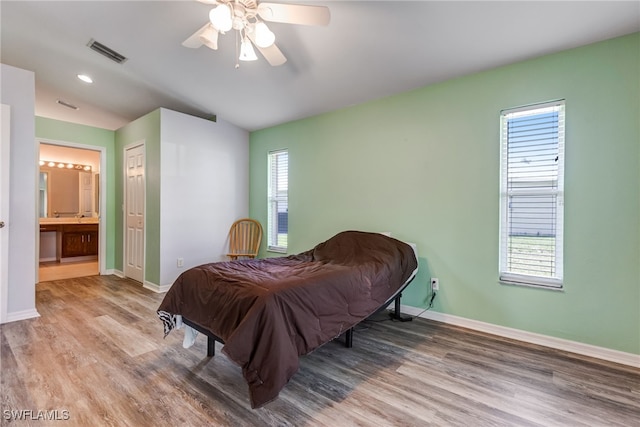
left=124, top=143, right=145, bottom=283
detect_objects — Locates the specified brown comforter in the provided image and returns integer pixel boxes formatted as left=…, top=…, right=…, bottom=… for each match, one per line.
left=157, top=230, right=418, bottom=408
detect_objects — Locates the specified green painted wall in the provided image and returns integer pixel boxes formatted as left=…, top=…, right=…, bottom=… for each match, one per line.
left=249, top=33, right=640, bottom=354
left=114, top=109, right=161, bottom=285
left=35, top=117, right=116, bottom=271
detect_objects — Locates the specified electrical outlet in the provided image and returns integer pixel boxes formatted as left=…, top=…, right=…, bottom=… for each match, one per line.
left=430, top=278, right=439, bottom=291
left=177, top=257, right=184, bottom=268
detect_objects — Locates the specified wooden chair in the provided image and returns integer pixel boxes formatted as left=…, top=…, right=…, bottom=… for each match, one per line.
left=227, top=218, right=263, bottom=260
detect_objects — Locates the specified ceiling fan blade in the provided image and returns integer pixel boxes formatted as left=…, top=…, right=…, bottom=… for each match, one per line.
left=248, top=32, right=286, bottom=66
left=259, top=43, right=287, bottom=66
left=182, top=23, right=211, bottom=48
left=257, top=2, right=330, bottom=26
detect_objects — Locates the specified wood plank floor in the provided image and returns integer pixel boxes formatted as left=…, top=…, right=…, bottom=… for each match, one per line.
left=1, top=275, right=639, bottom=426
left=38, top=260, right=99, bottom=282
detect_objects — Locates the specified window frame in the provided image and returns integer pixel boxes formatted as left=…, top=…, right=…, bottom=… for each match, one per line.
left=267, top=149, right=288, bottom=253
left=499, top=100, right=565, bottom=289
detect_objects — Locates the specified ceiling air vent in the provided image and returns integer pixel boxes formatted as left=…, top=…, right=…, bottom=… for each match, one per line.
left=87, top=39, right=127, bottom=64
left=56, top=99, right=79, bottom=110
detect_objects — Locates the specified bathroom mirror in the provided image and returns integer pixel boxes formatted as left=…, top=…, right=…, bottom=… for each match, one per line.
left=39, top=167, right=96, bottom=218
left=39, top=143, right=101, bottom=219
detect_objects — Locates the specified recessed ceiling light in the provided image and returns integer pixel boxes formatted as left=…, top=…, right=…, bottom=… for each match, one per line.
left=77, top=74, right=93, bottom=83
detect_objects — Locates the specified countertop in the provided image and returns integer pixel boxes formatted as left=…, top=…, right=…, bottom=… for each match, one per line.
left=40, top=217, right=100, bottom=225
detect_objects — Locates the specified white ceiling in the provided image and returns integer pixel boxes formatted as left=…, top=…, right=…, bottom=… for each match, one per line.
left=2, top=1, right=639, bottom=132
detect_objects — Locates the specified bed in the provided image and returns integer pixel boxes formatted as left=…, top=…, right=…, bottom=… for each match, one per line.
left=157, top=230, right=418, bottom=408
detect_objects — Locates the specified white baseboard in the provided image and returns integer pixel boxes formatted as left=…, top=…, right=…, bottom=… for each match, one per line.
left=401, top=305, right=640, bottom=369
left=111, top=269, right=124, bottom=278
left=3, top=308, right=40, bottom=324
left=109, top=271, right=169, bottom=293
left=142, top=280, right=171, bottom=293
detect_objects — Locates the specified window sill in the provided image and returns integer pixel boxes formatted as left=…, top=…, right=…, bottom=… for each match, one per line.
left=499, top=277, right=564, bottom=291
left=267, top=247, right=287, bottom=254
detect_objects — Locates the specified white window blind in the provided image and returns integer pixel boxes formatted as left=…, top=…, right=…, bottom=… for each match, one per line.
left=499, top=101, right=565, bottom=288
left=267, top=149, right=288, bottom=252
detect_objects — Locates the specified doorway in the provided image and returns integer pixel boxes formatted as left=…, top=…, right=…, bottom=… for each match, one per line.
left=37, top=140, right=106, bottom=282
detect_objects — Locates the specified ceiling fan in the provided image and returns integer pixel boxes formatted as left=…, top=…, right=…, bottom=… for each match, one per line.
left=183, top=0, right=330, bottom=67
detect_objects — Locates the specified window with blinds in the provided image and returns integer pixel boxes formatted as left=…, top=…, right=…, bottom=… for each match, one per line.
left=499, top=101, right=565, bottom=288
left=267, top=149, right=288, bottom=252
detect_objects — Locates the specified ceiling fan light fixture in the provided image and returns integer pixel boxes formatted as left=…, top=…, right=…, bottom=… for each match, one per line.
left=186, top=1, right=330, bottom=67
left=210, top=4, right=233, bottom=32
left=254, top=22, right=275, bottom=48
left=239, top=38, right=258, bottom=61
left=199, top=26, right=219, bottom=50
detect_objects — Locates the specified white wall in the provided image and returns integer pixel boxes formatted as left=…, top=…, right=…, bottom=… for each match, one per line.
left=159, top=109, right=249, bottom=288
left=0, top=64, right=38, bottom=322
